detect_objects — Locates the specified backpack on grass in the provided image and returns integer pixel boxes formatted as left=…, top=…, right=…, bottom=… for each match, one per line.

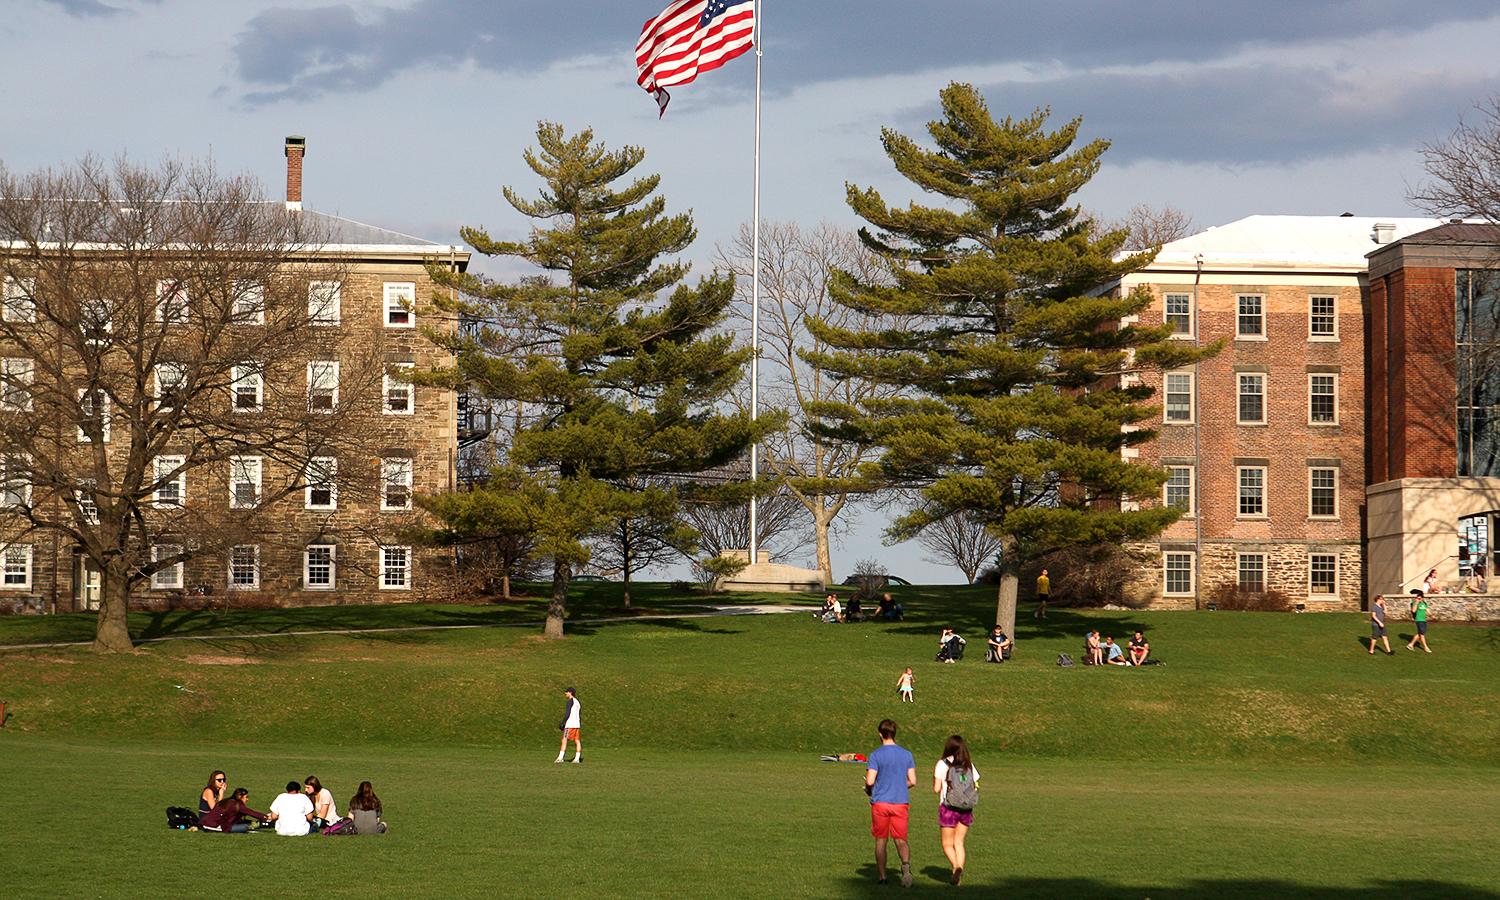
left=166, top=807, right=199, bottom=829
left=943, top=765, right=979, bottom=812
left=322, top=817, right=358, bottom=836
left=1057, top=653, right=1074, bottom=667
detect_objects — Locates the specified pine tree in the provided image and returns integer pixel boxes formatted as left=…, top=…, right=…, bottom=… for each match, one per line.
left=806, top=84, right=1218, bottom=636
left=423, top=123, right=779, bottom=637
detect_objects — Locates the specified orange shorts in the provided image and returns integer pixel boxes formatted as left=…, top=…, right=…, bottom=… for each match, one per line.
left=870, top=802, right=909, bottom=840
left=564, top=728, right=580, bottom=740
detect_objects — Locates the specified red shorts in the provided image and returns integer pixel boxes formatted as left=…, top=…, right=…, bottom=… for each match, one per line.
left=564, top=728, right=579, bottom=740
left=870, top=802, right=909, bottom=840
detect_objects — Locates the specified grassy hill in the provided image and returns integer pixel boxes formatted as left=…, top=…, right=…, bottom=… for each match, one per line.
left=3, top=584, right=1499, bottom=899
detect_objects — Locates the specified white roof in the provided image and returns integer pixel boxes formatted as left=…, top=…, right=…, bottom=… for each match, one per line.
left=1148, top=215, right=1447, bottom=272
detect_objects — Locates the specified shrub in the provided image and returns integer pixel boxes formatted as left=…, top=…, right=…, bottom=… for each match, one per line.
left=1206, top=581, right=1294, bottom=612
left=849, top=558, right=888, bottom=600
left=1031, top=544, right=1157, bottom=609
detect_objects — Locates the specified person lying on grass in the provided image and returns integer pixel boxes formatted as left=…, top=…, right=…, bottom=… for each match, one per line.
left=196, top=788, right=273, bottom=833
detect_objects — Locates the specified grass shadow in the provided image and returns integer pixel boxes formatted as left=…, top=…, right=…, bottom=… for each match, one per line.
left=833, top=875, right=1500, bottom=900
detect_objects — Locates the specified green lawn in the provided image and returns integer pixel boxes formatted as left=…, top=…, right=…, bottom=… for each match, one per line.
left=2, top=587, right=1499, bottom=898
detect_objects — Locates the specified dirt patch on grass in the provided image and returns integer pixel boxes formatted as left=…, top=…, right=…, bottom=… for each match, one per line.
left=184, top=654, right=263, bottom=666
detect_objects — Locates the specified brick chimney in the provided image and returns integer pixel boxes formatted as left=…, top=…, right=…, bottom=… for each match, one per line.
left=284, top=136, right=306, bottom=211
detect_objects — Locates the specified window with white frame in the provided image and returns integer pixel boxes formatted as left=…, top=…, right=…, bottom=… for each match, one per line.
left=75, top=480, right=99, bottom=525
left=382, top=458, right=412, bottom=510
left=1165, top=293, right=1192, bottom=337
left=152, top=544, right=183, bottom=590
left=1, top=455, right=30, bottom=508
left=1309, top=374, right=1337, bottom=424
left=1164, top=371, right=1193, bottom=423
left=305, top=544, right=336, bottom=590
left=1, top=543, right=31, bottom=588
left=156, top=279, right=189, bottom=325
left=380, top=545, right=411, bottom=589
left=155, top=363, right=186, bottom=413
left=1237, top=374, right=1265, bottom=424
left=384, top=282, right=416, bottom=327
left=384, top=372, right=413, bottom=415
left=154, top=455, right=185, bottom=507
left=231, top=280, right=265, bottom=324
left=231, top=365, right=262, bottom=411
left=3, top=276, right=35, bottom=323
left=228, top=544, right=259, bottom=589
left=1, top=358, right=32, bottom=412
left=307, top=361, right=339, bottom=412
left=1165, top=466, right=1194, bottom=513
left=229, top=456, right=261, bottom=509
left=308, top=281, right=341, bottom=325
left=1309, top=295, right=1337, bottom=339
left=1310, top=552, right=1338, bottom=595
left=305, top=457, right=336, bottom=510
left=1237, top=295, right=1264, bottom=337
left=1238, top=553, right=1266, bottom=592
left=81, top=297, right=112, bottom=346
left=1164, top=552, right=1194, bottom=595
left=77, top=388, right=110, bottom=443
left=1238, top=466, right=1266, bottom=517
left=1309, top=467, right=1338, bottom=518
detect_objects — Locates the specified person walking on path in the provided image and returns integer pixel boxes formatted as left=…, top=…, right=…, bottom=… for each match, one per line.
left=1369, top=596, right=1391, bottom=655
left=1406, top=595, right=1432, bottom=652
left=865, top=719, right=917, bottom=887
left=555, top=687, right=582, bottom=763
left=1034, top=569, right=1050, bottom=618
left=933, top=734, right=980, bottom=886
left=896, top=667, right=914, bottom=702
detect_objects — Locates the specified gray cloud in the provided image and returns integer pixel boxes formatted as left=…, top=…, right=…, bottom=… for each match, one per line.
left=230, top=0, right=1500, bottom=101
left=43, top=0, right=126, bottom=17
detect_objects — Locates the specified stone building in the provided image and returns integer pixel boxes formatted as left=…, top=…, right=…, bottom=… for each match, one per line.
left=1102, top=216, right=1443, bottom=609
left=0, top=138, right=469, bottom=613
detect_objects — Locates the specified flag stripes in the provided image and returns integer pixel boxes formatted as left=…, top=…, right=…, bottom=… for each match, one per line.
left=636, top=0, right=755, bottom=115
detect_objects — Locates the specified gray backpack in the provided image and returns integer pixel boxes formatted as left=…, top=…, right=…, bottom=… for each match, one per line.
left=944, top=764, right=979, bottom=812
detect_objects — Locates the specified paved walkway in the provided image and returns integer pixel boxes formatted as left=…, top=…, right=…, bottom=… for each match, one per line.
left=0, top=603, right=816, bottom=651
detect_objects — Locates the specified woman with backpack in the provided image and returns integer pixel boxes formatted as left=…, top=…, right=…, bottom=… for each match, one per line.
left=933, top=734, right=980, bottom=886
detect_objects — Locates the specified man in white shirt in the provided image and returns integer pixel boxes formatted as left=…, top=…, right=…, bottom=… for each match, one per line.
left=270, top=781, right=315, bottom=835
left=555, top=687, right=582, bottom=764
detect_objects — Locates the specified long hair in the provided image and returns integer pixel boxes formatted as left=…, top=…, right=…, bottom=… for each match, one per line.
left=304, top=776, right=324, bottom=797
left=204, top=770, right=226, bottom=797
left=217, top=787, right=250, bottom=812
left=349, top=781, right=381, bottom=812
left=942, top=734, right=972, bottom=773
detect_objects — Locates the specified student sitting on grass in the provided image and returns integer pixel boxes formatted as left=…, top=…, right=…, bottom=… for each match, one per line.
left=936, top=628, right=966, bottom=663
left=270, top=781, right=315, bottom=836
left=821, top=594, right=842, bottom=623
left=196, top=788, right=273, bottom=833
left=348, top=781, right=388, bottom=834
left=1085, top=631, right=1103, bottom=665
left=304, top=776, right=338, bottom=830
left=1128, top=631, right=1150, bottom=666
left=1104, top=636, right=1129, bottom=665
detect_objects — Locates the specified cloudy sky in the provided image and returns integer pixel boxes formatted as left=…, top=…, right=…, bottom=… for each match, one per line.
left=6, top=0, right=1500, bottom=582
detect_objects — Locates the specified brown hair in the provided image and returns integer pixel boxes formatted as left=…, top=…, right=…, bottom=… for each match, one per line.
left=878, top=719, right=898, bottom=740
left=942, top=734, right=972, bottom=773
left=304, top=776, right=324, bottom=797
left=349, top=781, right=382, bottom=813
left=204, top=770, right=226, bottom=793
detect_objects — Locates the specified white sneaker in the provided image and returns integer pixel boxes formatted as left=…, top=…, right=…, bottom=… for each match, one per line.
left=572, top=757, right=581, bottom=764
left=554, top=757, right=565, bottom=763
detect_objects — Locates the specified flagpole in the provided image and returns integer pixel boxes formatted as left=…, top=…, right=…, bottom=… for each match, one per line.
left=748, top=0, right=762, bottom=569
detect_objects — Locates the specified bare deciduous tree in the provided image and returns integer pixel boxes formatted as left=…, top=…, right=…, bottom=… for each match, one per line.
left=0, top=157, right=385, bottom=652
left=715, top=221, right=906, bottom=576
left=919, top=510, right=1004, bottom=584
left=1095, top=203, right=1195, bottom=252
left=1411, top=97, right=1500, bottom=222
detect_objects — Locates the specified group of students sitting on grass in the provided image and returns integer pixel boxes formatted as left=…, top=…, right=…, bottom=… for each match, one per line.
left=192, top=771, right=387, bottom=835
left=820, top=593, right=905, bottom=623
left=1083, top=630, right=1151, bottom=666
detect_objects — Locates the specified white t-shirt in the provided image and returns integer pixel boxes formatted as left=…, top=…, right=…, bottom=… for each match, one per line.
left=564, top=698, right=582, bottom=730
left=934, top=756, right=980, bottom=807
left=270, top=791, right=314, bottom=835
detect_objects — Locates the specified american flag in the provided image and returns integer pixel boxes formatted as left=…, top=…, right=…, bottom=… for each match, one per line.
left=636, top=0, right=755, bottom=116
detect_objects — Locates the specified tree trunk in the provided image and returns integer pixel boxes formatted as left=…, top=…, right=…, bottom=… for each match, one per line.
left=994, top=534, right=1019, bottom=639
left=813, top=500, right=833, bottom=578
left=91, top=569, right=134, bottom=654
left=501, top=572, right=511, bottom=601
left=544, top=558, right=569, bottom=639
left=622, top=562, right=633, bottom=609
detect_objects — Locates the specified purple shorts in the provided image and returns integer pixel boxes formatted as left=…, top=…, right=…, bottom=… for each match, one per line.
left=939, top=804, right=974, bottom=828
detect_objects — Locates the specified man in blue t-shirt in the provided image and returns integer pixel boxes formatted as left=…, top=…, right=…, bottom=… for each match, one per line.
left=865, top=718, right=917, bottom=887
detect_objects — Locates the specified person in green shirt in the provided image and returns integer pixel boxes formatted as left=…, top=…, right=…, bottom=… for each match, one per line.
left=1406, top=595, right=1432, bottom=652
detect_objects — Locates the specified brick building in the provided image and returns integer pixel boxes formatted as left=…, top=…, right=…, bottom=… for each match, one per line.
left=1104, top=216, right=1444, bottom=609
left=0, top=138, right=469, bottom=613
